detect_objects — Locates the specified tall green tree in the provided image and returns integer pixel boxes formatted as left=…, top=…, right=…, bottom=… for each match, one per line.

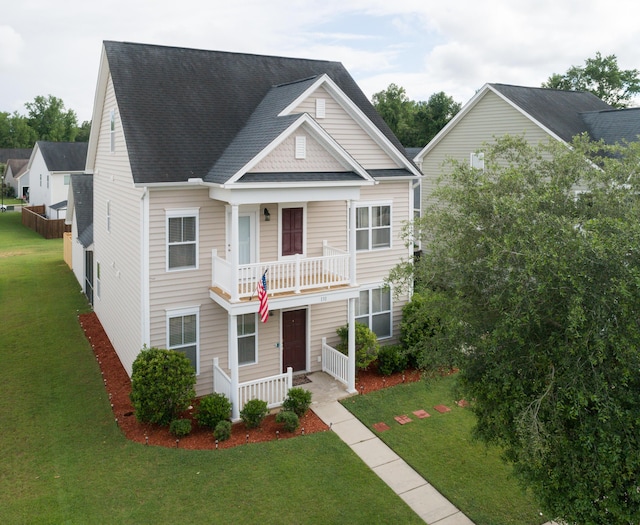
left=543, top=52, right=640, bottom=108
left=25, top=95, right=79, bottom=142
left=0, top=111, right=38, bottom=148
left=391, top=135, right=640, bottom=523
left=372, top=84, right=460, bottom=147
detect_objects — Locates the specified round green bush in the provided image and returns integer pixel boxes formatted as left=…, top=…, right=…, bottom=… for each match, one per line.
left=282, top=387, right=312, bottom=417
left=169, top=418, right=192, bottom=437
left=275, top=410, right=300, bottom=432
left=214, top=420, right=232, bottom=441
left=377, top=344, right=408, bottom=376
left=129, top=347, right=196, bottom=426
left=240, top=398, right=268, bottom=429
left=196, top=393, right=232, bottom=429
left=336, top=322, right=379, bottom=370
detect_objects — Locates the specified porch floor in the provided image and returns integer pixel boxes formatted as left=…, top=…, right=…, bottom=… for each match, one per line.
left=299, top=371, right=356, bottom=406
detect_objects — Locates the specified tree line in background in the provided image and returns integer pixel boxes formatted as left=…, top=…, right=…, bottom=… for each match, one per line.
left=0, top=95, right=90, bottom=148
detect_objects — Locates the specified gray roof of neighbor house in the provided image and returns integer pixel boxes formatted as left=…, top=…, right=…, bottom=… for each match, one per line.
left=37, top=141, right=88, bottom=172
left=581, top=107, right=640, bottom=144
left=490, top=83, right=614, bottom=143
left=70, top=174, right=93, bottom=248
left=0, top=148, right=32, bottom=164
left=103, top=41, right=413, bottom=186
left=4, top=158, right=28, bottom=177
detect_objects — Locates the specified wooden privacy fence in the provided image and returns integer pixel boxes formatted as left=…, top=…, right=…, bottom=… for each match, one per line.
left=22, top=205, right=71, bottom=239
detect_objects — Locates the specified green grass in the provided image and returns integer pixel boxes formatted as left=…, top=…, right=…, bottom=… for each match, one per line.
left=0, top=212, right=423, bottom=524
left=2, top=197, right=23, bottom=205
left=342, top=379, right=548, bottom=525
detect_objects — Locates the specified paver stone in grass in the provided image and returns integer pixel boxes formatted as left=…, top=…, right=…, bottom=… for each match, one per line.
left=456, top=399, right=469, bottom=408
left=394, top=415, right=412, bottom=425
left=412, top=409, right=430, bottom=419
left=433, top=404, right=451, bottom=413
left=373, top=422, right=391, bottom=432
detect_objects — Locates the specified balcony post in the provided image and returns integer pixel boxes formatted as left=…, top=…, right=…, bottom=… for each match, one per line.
left=349, top=200, right=357, bottom=286
left=347, top=297, right=356, bottom=393
left=230, top=204, right=239, bottom=302
left=228, top=313, right=240, bottom=420
left=294, top=253, right=301, bottom=293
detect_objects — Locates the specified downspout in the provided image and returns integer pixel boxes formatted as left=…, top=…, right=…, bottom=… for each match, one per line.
left=140, top=187, right=150, bottom=347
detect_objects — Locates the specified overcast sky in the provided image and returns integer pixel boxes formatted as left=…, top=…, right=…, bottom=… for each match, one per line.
left=2, top=0, right=639, bottom=123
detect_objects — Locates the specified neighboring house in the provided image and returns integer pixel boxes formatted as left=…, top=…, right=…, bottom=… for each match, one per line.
left=26, top=141, right=88, bottom=219
left=413, top=83, right=640, bottom=210
left=3, top=158, right=28, bottom=197
left=76, top=41, right=421, bottom=418
left=66, top=174, right=94, bottom=303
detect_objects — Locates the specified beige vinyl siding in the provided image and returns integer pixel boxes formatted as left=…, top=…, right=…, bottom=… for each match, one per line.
left=309, top=301, right=348, bottom=372
left=259, top=202, right=279, bottom=261
left=420, top=90, right=555, bottom=208
left=294, top=85, right=397, bottom=170
left=306, top=200, right=348, bottom=255
left=250, top=129, right=345, bottom=172
left=92, top=73, right=145, bottom=376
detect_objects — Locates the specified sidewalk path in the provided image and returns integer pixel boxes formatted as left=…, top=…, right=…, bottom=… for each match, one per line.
left=312, top=401, right=475, bottom=525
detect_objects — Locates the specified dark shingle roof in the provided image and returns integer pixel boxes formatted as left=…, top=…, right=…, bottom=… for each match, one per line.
left=4, top=158, right=28, bottom=177
left=490, top=84, right=613, bottom=142
left=581, top=107, right=640, bottom=144
left=0, top=148, right=32, bottom=164
left=70, top=174, right=93, bottom=248
left=104, top=41, right=410, bottom=185
left=38, top=141, right=88, bottom=172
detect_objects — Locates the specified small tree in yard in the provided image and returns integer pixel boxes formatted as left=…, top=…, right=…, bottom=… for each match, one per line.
left=390, top=134, right=640, bottom=523
left=130, top=347, right=196, bottom=426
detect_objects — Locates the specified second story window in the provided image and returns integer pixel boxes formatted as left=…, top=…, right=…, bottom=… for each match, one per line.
left=356, top=203, right=391, bottom=251
left=110, top=109, right=116, bottom=153
left=470, top=151, right=484, bottom=171
left=167, top=209, right=199, bottom=271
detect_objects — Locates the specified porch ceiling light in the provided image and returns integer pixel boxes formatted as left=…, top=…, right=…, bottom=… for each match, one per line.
left=263, top=207, right=270, bottom=221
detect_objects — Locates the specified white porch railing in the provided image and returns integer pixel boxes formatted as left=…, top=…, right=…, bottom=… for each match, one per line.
left=321, top=337, right=348, bottom=386
left=212, top=242, right=351, bottom=301
left=213, top=358, right=293, bottom=414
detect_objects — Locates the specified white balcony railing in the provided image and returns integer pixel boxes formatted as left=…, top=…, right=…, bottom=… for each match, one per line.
left=212, top=242, right=351, bottom=301
left=321, top=337, right=348, bottom=386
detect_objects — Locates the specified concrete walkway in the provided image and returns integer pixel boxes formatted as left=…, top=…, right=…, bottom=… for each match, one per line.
left=311, top=397, right=474, bottom=524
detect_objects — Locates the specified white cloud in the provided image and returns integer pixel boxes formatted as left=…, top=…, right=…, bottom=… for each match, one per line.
left=0, top=25, right=24, bottom=69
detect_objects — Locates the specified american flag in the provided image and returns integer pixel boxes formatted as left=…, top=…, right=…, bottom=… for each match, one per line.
left=257, top=271, right=269, bottom=323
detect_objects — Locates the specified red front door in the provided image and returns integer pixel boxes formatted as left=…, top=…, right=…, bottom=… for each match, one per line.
left=282, top=309, right=306, bottom=372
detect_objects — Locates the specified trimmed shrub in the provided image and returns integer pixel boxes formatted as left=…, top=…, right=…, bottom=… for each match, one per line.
left=214, top=420, right=232, bottom=441
left=169, top=418, right=192, bottom=437
left=336, top=322, right=379, bottom=370
left=276, top=410, right=300, bottom=432
left=282, top=387, right=312, bottom=417
left=130, top=347, right=196, bottom=426
left=377, top=344, right=408, bottom=376
left=196, top=393, right=232, bottom=429
left=240, top=399, right=268, bottom=429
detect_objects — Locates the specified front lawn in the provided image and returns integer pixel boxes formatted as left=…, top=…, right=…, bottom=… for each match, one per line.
left=342, top=377, right=549, bottom=525
left=0, top=213, right=423, bottom=524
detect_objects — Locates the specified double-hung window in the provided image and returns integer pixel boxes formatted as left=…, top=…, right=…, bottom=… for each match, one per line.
left=167, top=307, right=199, bottom=373
left=167, top=209, right=199, bottom=271
left=356, top=286, right=392, bottom=339
left=237, top=313, right=257, bottom=366
left=356, top=203, right=391, bottom=250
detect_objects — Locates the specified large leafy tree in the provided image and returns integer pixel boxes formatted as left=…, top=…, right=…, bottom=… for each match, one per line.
left=392, top=135, right=640, bottom=523
left=372, top=84, right=461, bottom=147
left=0, top=111, right=38, bottom=148
left=543, top=52, right=640, bottom=108
left=25, top=95, right=79, bottom=142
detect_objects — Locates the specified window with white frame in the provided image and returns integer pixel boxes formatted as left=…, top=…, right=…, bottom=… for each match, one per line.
left=166, top=209, right=199, bottom=270
left=167, top=308, right=199, bottom=372
left=356, top=203, right=391, bottom=250
left=64, top=174, right=70, bottom=185
left=356, top=286, right=392, bottom=339
left=110, top=109, right=115, bottom=153
left=237, top=313, right=257, bottom=366
left=96, top=261, right=101, bottom=299
left=470, top=151, right=484, bottom=171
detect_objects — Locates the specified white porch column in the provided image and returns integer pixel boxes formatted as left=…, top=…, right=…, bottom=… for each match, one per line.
left=347, top=297, right=357, bottom=393
left=230, top=204, right=239, bottom=302
left=348, top=199, right=357, bottom=286
left=228, top=313, right=240, bottom=420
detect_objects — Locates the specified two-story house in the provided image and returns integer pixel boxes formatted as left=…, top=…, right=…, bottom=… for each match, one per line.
left=26, top=141, right=88, bottom=219
left=79, top=41, right=421, bottom=418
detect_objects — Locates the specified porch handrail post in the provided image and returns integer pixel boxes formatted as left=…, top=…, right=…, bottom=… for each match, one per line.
left=230, top=204, right=239, bottom=302
left=286, top=366, right=293, bottom=390
left=294, top=253, right=301, bottom=293
left=348, top=200, right=357, bottom=286
left=347, top=297, right=356, bottom=393
left=228, top=313, right=240, bottom=419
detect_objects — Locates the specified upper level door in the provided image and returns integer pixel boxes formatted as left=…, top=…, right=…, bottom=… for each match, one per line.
left=226, top=209, right=256, bottom=264
left=281, top=207, right=303, bottom=257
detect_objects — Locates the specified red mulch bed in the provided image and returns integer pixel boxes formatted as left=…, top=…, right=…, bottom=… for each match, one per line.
left=78, top=312, right=422, bottom=450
